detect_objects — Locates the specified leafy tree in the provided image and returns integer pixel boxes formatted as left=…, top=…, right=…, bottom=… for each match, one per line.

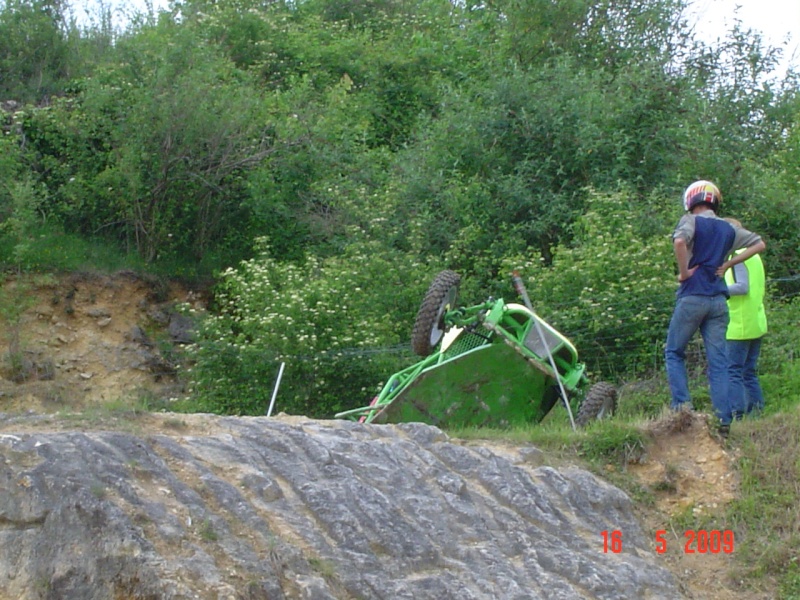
left=674, top=22, right=797, bottom=201
left=0, top=117, right=23, bottom=218
left=468, top=0, right=686, bottom=71
left=101, top=24, right=279, bottom=262
left=574, top=0, right=687, bottom=71
left=14, top=20, right=284, bottom=265
left=736, top=94, right=800, bottom=282
left=0, top=110, right=55, bottom=267
left=0, top=0, right=76, bottom=101
left=389, top=54, right=693, bottom=283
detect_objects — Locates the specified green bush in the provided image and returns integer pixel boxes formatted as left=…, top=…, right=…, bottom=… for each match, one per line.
left=757, top=295, right=800, bottom=414
left=498, top=187, right=677, bottom=379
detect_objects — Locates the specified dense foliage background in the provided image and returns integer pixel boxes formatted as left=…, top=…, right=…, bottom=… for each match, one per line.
left=1, top=0, right=799, bottom=419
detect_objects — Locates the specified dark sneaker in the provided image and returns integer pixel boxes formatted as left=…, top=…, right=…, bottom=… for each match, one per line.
left=717, top=423, right=730, bottom=438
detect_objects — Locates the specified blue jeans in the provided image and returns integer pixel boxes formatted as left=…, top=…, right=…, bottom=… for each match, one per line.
left=665, top=295, right=731, bottom=424
left=728, top=337, right=765, bottom=415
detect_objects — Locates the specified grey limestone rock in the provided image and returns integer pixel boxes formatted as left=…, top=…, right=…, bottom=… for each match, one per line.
left=0, top=415, right=681, bottom=599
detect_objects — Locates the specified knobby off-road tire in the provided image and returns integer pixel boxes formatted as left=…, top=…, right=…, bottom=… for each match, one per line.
left=576, top=381, right=618, bottom=427
left=411, top=270, right=461, bottom=357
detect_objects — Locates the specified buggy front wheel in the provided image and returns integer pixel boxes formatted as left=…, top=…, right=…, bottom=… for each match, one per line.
left=576, top=382, right=618, bottom=427
left=411, top=270, right=461, bottom=356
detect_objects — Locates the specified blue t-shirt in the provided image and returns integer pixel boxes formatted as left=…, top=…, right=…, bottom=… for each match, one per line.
left=672, top=212, right=762, bottom=299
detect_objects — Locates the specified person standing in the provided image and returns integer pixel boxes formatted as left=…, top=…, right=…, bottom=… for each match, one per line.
left=723, top=218, right=768, bottom=417
left=665, top=181, right=766, bottom=436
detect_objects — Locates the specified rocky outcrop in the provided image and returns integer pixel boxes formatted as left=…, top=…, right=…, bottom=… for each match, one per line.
left=0, top=413, right=681, bottom=599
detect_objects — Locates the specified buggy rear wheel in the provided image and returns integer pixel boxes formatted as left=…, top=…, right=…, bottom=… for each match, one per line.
left=576, top=381, right=618, bottom=427
left=411, top=270, right=461, bottom=356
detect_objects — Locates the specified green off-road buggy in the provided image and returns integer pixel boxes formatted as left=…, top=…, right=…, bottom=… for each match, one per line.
left=336, top=270, right=617, bottom=428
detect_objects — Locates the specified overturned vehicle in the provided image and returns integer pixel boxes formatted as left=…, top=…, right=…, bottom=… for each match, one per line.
left=336, top=271, right=617, bottom=429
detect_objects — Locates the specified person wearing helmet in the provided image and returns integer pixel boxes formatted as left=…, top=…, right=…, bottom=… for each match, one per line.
left=665, top=181, right=766, bottom=437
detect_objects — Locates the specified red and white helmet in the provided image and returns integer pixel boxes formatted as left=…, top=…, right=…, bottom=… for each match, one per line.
left=683, top=180, right=722, bottom=212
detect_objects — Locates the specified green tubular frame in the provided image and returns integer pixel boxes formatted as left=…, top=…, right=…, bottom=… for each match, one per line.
left=335, top=298, right=587, bottom=425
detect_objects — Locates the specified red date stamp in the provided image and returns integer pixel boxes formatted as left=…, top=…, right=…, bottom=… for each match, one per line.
left=601, top=529, right=735, bottom=554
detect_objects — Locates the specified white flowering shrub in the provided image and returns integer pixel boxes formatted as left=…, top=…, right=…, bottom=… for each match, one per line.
left=186, top=238, right=429, bottom=416
left=501, top=188, right=677, bottom=377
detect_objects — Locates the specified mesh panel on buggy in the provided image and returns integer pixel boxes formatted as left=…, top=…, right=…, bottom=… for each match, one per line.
left=441, top=331, right=491, bottom=360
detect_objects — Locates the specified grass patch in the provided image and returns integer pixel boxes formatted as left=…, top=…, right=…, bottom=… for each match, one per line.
left=308, top=556, right=336, bottom=578
left=761, top=360, right=800, bottom=415
left=615, top=378, right=671, bottom=420
left=162, top=417, right=188, bottom=430
left=89, top=482, right=107, bottom=500
left=58, top=394, right=162, bottom=430
left=451, top=409, right=649, bottom=464
left=85, top=397, right=152, bottom=418
left=576, top=421, right=649, bottom=464
left=199, top=519, right=218, bottom=542
left=725, top=409, right=800, bottom=595
left=449, top=421, right=571, bottom=447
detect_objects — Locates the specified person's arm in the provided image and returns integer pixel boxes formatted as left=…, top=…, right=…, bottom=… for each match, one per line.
left=717, top=240, right=766, bottom=277
left=726, top=261, right=750, bottom=296
left=674, top=237, right=697, bottom=282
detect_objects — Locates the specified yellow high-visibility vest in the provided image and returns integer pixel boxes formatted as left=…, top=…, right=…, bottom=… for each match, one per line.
left=725, top=251, right=767, bottom=340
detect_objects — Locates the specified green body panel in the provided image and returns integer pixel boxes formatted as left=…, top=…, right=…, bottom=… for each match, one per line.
left=334, top=298, right=588, bottom=427
left=379, top=341, right=552, bottom=427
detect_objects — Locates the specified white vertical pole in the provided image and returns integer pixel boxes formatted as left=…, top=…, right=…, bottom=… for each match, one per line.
left=267, top=362, right=285, bottom=417
left=512, top=271, right=577, bottom=431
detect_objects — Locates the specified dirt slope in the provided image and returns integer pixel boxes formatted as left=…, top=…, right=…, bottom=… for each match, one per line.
left=629, top=412, right=767, bottom=600
left=0, top=271, right=201, bottom=412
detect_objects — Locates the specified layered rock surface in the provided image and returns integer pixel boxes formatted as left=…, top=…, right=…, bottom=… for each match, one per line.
left=0, top=413, right=680, bottom=599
